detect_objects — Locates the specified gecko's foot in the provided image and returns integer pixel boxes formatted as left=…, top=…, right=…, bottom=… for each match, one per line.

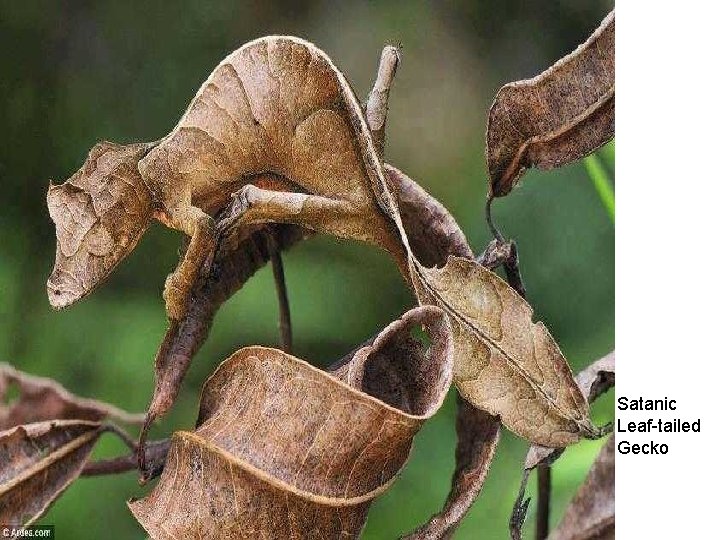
left=217, top=185, right=255, bottom=234
left=163, top=272, right=191, bottom=320
left=200, top=227, right=219, bottom=277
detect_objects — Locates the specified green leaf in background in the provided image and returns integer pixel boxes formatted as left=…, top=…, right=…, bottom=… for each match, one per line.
left=584, top=151, right=615, bottom=223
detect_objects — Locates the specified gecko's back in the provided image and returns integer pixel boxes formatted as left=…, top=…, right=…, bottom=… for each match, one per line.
left=139, top=37, right=379, bottom=215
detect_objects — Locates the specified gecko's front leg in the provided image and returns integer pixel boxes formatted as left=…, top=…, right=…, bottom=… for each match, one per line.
left=164, top=204, right=216, bottom=320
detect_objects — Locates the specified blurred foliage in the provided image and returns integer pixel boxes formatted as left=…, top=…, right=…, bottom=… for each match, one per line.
left=0, top=1, right=613, bottom=538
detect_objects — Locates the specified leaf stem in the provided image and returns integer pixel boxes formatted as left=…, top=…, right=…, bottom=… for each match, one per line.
left=265, top=229, right=292, bottom=354
left=101, top=423, right=138, bottom=452
left=584, top=154, right=614, bottom=222
left=82, top=439, right=170, bottom=478
left=485, top=196, right=505, bottom=242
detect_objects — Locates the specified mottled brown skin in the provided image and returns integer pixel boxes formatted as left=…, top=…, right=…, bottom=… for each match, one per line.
left=47, top=37, right=403, bottom=322
left=46, top=141, right=154, bottom=310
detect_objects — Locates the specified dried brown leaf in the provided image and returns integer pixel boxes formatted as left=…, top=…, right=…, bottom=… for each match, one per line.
left=524, top=351, right=615, bottom=470
left=549, top=434, right=615, bottom=540
left=0, top=420, right=102, bottom=525
left=0, top=363, right=144, bottom=430
left=386, top=164, right=473, bottom=267
left=486, top=11, right=615, bottom=197
left=409, top=257, right=597, bottom=447
left=130, top=306, right=452, bottom=539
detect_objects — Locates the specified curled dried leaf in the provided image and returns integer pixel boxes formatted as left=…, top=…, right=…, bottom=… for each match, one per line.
left=386, top=164, right=473, bottom=267
left=0, top=363, right=144, bottom=430
left=130, top=306, right=452, bottom=539
left=0, top=420, right=102, bottom=526
left=486, top=10, right=615, bottom=197
left=549, top=434, right=615, bottom=540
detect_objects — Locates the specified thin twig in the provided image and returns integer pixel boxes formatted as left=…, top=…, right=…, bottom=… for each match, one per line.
left=265, top=229, right=292, bottom=354
left=536, top=463, right=551, bottom=539
left=485, top=196, right=504, bottom=242
left=503, top=240, right=527, bottom=300
left=82, top=439, right=170, bottom=478
left=101, top=423, right=138, bottom=452
left=366, top=44, right=401, bottom=157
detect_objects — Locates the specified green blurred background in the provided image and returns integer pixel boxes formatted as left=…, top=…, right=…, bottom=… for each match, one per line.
left=0, top=1, right=614, bottom=538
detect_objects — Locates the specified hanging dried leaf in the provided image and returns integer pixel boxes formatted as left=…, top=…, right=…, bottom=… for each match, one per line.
left=0, top=363, right=144, bottom=430
left=0, top=420, right=103, bottom=526
left=486, top=10, right=615, bottom=197
left=524, top=351, right=615, bottom=470
left=385, top=164, right=473, bottom=267
left=130, top=306, right=452, bottom=539
left=409, top=257, right=598, bottom=447
left=549, top=434, right=615, bottom=540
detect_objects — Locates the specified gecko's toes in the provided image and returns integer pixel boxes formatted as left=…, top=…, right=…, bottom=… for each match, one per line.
left=217, top=188, right=254, bottom=233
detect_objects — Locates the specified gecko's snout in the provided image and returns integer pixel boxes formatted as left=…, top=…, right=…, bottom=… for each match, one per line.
left=47, top=270, right=85, bottom=310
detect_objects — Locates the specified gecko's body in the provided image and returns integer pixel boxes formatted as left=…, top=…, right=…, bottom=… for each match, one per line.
left=47, top=37, right=402, bottom=319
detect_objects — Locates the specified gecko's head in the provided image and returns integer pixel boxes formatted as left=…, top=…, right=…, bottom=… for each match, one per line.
left=47, top=141, right=154, bottom=309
